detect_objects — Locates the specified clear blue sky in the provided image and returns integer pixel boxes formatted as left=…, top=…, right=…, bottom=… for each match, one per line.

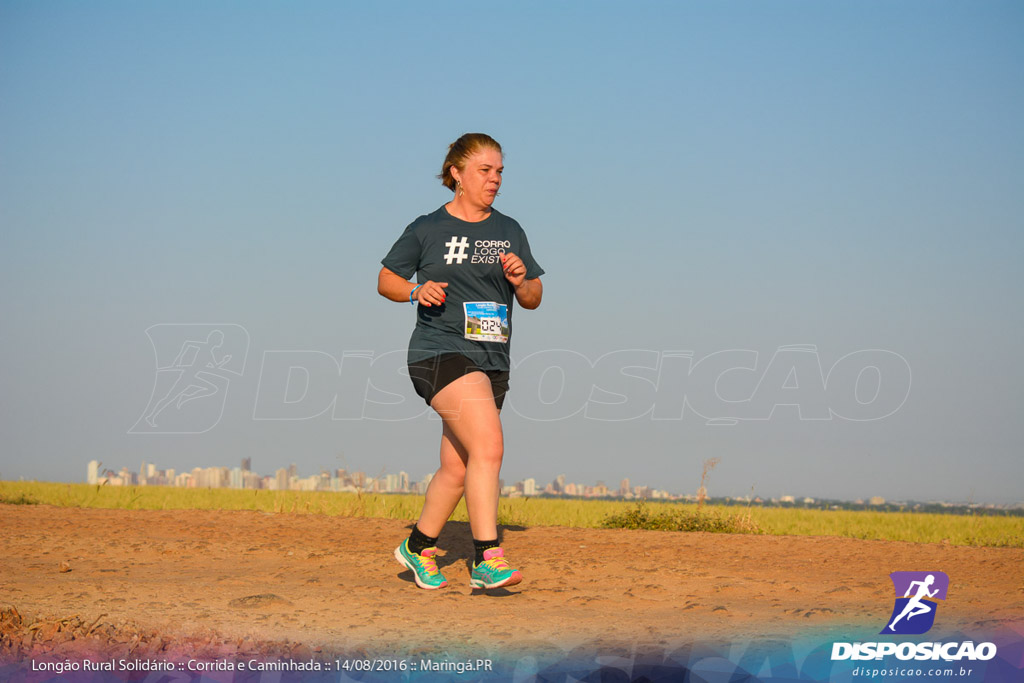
left=2, top=1, right=1022, bottom=503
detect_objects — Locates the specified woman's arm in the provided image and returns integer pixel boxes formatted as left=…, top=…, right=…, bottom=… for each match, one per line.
left=377, top=267, right=448, bottom=306
left=500, top=253, right=542, bottom=309
left=513, top=277, right=543, bottom=310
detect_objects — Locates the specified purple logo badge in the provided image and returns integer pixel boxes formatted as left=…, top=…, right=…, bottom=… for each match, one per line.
left=881, top=571, right=949, bottom=635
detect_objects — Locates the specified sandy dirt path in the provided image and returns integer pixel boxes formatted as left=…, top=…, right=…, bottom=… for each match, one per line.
left=1, top=504, right=1022, bottom=660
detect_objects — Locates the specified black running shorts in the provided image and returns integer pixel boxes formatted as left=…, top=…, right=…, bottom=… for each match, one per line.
left=408, top=353, right=509, bottom=410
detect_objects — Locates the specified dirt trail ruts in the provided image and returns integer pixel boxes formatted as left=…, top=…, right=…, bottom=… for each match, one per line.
left=1, top=504, right=1021, bottom=657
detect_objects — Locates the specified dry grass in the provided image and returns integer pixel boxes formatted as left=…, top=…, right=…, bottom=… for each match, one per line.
left=695, top=457, right=720, bottom=513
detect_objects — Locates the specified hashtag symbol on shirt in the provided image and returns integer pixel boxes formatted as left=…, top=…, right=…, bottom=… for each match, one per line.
left=443, top=236, right=470, bottom=265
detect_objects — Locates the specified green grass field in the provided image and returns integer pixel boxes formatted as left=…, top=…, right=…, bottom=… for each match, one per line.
left=1, top=480, right=1021, bottom=548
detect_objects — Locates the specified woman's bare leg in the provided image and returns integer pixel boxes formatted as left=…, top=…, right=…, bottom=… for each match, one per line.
left=415, top=422, right=468, bottom=537
left=427, top=372, right=503, bottom=541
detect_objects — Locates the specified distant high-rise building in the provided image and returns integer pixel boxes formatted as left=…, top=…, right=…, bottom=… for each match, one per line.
left=619, top=478, right=630, bottom=497
left=523, top=478, right=537, bottom=496
left=140, top=460, right=148, bottom=485
left=119, top=467, right=137, bottom=486
left=276, top=468, right=290, bottom=491
left=289, top=463, right=297, bottom=479
left=554, top=474, right=566, bottom=493
left=194, top=466, right=227, bottom=488
left=87, top=460, right=99, bottom=485
left=241, top=457, right=251, bottom=472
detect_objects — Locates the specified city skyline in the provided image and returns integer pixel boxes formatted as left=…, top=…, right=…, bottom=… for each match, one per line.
left=70, top=457, right=1022, bottom=511
left=82, top=457, right=680, bottom=502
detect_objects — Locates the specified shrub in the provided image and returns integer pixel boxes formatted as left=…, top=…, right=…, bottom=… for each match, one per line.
left=601, top=502, right=763, bottom=535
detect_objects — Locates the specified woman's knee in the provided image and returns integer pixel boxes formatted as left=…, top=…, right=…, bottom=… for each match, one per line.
left=436, top=461, right=467, bottom=487
left=469, top=435, right=504, bottom=468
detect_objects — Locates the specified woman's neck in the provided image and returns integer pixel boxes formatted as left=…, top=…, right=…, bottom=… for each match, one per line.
left=445, top=196, right=491, bottom=223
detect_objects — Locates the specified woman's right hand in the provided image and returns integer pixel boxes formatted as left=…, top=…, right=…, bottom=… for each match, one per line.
left=415, top=281, right=448, bottom=307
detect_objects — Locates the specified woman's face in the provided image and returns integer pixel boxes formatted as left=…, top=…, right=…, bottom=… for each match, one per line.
left=454, top=147, right=503, bottom=208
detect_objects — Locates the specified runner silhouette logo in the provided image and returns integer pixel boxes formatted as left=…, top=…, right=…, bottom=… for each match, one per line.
left=881, top=571, right=949, bottom=635
left=130, top=324, right=249, bottom=434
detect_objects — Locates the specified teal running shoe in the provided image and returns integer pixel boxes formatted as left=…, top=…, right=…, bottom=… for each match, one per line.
left=469, top=547, right=522, bottom=589
left=394, top=539, right=448, bottom=589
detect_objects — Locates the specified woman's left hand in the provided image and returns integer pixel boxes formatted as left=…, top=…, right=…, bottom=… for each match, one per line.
left=501, top=252, right=526, bottom=288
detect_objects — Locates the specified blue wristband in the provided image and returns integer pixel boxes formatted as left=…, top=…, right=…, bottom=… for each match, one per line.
left=410, top=284, right=422, bottom=306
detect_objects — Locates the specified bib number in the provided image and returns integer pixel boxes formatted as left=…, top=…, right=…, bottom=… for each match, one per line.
left=464, top=302, right=508, bottom=344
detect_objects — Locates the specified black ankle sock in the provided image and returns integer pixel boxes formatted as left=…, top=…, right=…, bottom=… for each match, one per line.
left=473, top=538, right=500, bottom=565
left=408, top=524, right=438, bottom=556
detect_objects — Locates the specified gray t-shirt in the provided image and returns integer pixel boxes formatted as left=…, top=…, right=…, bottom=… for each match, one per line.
left=382, top=205, right=545, bottom=371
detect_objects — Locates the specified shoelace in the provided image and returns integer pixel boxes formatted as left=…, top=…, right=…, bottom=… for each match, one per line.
left=415, top=553, right=440, bottom=575
left=480, top=556, right=511, bottom=572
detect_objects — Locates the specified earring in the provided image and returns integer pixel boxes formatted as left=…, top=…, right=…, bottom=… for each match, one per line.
left=457, top=181, right=464, bottom=197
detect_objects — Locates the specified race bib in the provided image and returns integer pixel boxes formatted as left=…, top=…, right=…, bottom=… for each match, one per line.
left=463, top=301, right=508, bottom=343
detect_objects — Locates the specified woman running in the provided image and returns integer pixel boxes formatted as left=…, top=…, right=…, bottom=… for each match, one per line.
left=378, top=133, right=544, bottom=590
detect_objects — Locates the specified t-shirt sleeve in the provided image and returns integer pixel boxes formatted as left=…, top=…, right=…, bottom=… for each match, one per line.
left=518, top=227, right=545, bottom=280
left=380, top=224, right=421, bottom=280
